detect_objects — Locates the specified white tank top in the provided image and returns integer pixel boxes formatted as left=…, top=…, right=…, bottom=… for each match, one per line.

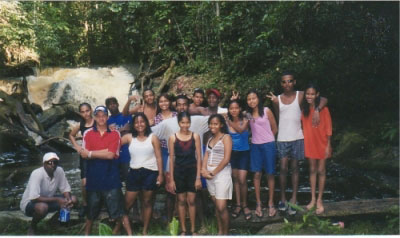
left=129, top=133, right=158, bottom=171
left=277, top=91, right=304, bottom=142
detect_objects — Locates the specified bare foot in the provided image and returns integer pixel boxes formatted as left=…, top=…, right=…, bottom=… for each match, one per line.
left=306, top=200, right=316, bottom=210
left=316, top=200, right=324, bottom=214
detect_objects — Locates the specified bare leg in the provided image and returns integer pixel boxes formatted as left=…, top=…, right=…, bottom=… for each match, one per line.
left=253, top=172, right=262, bottom=216
left=166, top=192, right=176, bottom=223
left=215, top=199, right=229, bottom=235
left=177, top=193, right=187, bottom=234
left=186, top=192, right=197, bottom=234
left=121, top=215, right=132, bottom=235
left=231, top=168, right=241, bottom=215
left=210, top=196, right=222, bottom=235
left=141, top=191, right=154, bottom=235
left=267, top=174, right=276, bottom=216
left=238, top=169, right=250, bottom=215
left=81, top=178, right=87, bottom=206
left=316, top=159, right=327, bottom=214
left=29, top=203, right=49, bottom=235
left=290, top=159, right=299, bottom=204
left=279, top=157, right=289, bottom=203
left=307, top=159, right=317, bottom=210
left=85, top=219, right=93, bottom=235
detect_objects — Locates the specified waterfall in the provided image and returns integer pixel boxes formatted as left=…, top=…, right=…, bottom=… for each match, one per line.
left=27, top=67, right=136, bottom=111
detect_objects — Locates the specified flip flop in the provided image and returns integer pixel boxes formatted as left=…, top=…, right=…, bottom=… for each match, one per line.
left=231, top=205, right=242, bottom=219
left=242, top=206, right=252, bottom=221
left=255, top=203, right=264, bottom=218
left=268, top=205, right=277, bottom=217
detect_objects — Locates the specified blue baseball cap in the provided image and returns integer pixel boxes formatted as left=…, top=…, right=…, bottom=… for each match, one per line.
left=94, top=105, right=108, bottom=116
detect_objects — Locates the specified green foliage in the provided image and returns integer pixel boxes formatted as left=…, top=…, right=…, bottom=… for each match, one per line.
left=1, top=1, right=398, bottom=124
left=168, top=216, right=179, bottom=236
left=98, top=223, right=112, bottom=236
left=281, top=203, right=341, bottom=235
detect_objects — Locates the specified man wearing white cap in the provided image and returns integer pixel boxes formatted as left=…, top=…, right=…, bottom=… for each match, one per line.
left=20, top=152, right=77, bottom=235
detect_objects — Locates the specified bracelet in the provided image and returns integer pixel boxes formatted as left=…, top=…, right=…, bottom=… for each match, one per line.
left=196, top=176, right=201, bottom=179
left=88, top=151, right=92, bottom=159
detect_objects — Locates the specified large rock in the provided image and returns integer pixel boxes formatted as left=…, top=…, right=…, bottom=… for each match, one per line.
left=39, top=105, right=76, bottom=131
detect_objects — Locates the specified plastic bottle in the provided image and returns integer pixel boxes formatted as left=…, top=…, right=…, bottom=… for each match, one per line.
left=59, top=206, right=70, bottom=227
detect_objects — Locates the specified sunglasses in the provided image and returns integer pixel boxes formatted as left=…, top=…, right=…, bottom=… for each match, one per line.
left=281, top=79, right=294, bottom=84
left=45, top=160, right=58, bottom=165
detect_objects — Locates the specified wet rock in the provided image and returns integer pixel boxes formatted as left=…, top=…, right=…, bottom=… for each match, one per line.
left=39, top=105, right=76, bottom=131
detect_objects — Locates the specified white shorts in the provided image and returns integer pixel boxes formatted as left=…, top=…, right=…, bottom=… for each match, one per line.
left=206, top=165, right=232, bottom=200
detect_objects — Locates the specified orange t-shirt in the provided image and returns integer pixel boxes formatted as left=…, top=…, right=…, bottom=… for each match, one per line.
left=301, top=107, right=332, bottom=159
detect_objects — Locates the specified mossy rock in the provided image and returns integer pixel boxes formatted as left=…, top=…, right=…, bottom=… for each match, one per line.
left=333, top=131, right=368, bottom=161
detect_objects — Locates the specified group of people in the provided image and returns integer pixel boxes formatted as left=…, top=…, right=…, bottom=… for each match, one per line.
left=20, top=71, right=332, bottom=235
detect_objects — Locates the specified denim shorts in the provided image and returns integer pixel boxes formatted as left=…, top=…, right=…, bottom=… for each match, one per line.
left=250, top=142, right=277, bottom=174
left=230, top=150, right=250, bottom=170
left=174, top=165, right=197, bottom=193
left=126, top=168, right=158, bottom=191
left=86, top=188, right=125, bottom=220
left=25, top=195, right=63, bottom=217
left=161, top=147, right=169, bottom=172
left=276, top=139, right=305, bottom=160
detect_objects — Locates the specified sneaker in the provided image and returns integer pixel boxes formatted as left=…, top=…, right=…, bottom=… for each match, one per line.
left=278, top=201, right=288, bottom=211
left=288, top=203, right=298, bottom=215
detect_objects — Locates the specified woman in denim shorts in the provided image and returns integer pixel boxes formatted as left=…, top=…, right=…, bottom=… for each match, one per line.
left=246, top=89, right=278, bottom=218
left=121, top=113, right=163, bottom=235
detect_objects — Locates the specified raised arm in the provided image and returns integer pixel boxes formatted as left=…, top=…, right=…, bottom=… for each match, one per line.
left=189, top=106, right=209, bottom=116
left=122, top=95, right=140, bottom=116
left=267, top=92, right=279, bottom=123
left=228, top=118, right=249, bottom=133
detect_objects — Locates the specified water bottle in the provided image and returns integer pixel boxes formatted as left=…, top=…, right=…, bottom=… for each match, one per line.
left=59, top=207, right=70, bottom=226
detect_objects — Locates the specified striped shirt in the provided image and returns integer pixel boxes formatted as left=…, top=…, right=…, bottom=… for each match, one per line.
left=206, top=135, right=227, bottom=167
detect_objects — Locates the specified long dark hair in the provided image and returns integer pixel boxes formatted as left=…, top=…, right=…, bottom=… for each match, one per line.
left=246, top=89, right=265, bottom=118
left=156, top=93, right=174, bottom=114
left=302, top=83, right=321, bottom=117
left=227, top=99, right=244, bottom=121
left=131, top=112, right=152, bottom=137
left=78, top=102, right=92, bottom=124
left=208, top=114, right=229, bottom=134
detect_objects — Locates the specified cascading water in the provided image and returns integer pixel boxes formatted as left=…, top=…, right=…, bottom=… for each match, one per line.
left=27, top=67, right=137, bottom=111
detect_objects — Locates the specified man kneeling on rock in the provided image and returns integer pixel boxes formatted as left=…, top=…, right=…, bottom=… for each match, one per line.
left=20, top=152, right=78, bottom=235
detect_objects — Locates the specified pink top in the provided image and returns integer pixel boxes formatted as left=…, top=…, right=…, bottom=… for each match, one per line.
left=249, top=107, right=275, bottom=144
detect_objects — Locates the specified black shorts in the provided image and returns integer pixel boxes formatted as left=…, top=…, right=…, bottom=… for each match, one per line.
left=86, top=188, right=125, bottom=220
left=79, top=156, right=87, bottom=179
left=126, top=168, right=158, bottom=191
left=174, top=165, right=197, bottom=194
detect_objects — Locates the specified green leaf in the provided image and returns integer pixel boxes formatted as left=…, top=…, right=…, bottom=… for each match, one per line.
left=98, top=223, right=113, bottom=236
left=169, top=217, right=179, bottom=236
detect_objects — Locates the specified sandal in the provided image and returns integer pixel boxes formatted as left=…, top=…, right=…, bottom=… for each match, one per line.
left=255, top=203, right=264, bottom=218
left=231, top=205, right=242, bottom=219
left=242, top=206, right=252, bottom=221
left=268, top=205, right=277, bottom=217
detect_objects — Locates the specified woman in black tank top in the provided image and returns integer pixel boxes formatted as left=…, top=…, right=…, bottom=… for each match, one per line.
left=68, top=102, right=94, bottom=217
left=168, top=112, right=202, bottom=235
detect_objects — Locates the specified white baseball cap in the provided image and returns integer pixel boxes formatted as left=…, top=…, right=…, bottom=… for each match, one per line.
left=43, top=152, right=60, bottom=163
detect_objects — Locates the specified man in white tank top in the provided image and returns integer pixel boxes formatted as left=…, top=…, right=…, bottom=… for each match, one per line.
left=268, top=71, right=327, bottom=215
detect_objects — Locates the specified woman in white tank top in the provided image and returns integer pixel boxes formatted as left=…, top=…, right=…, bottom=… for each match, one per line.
left=201, top=114, right=232, bottom=235
left=120, top=113, right=163, bottom=235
